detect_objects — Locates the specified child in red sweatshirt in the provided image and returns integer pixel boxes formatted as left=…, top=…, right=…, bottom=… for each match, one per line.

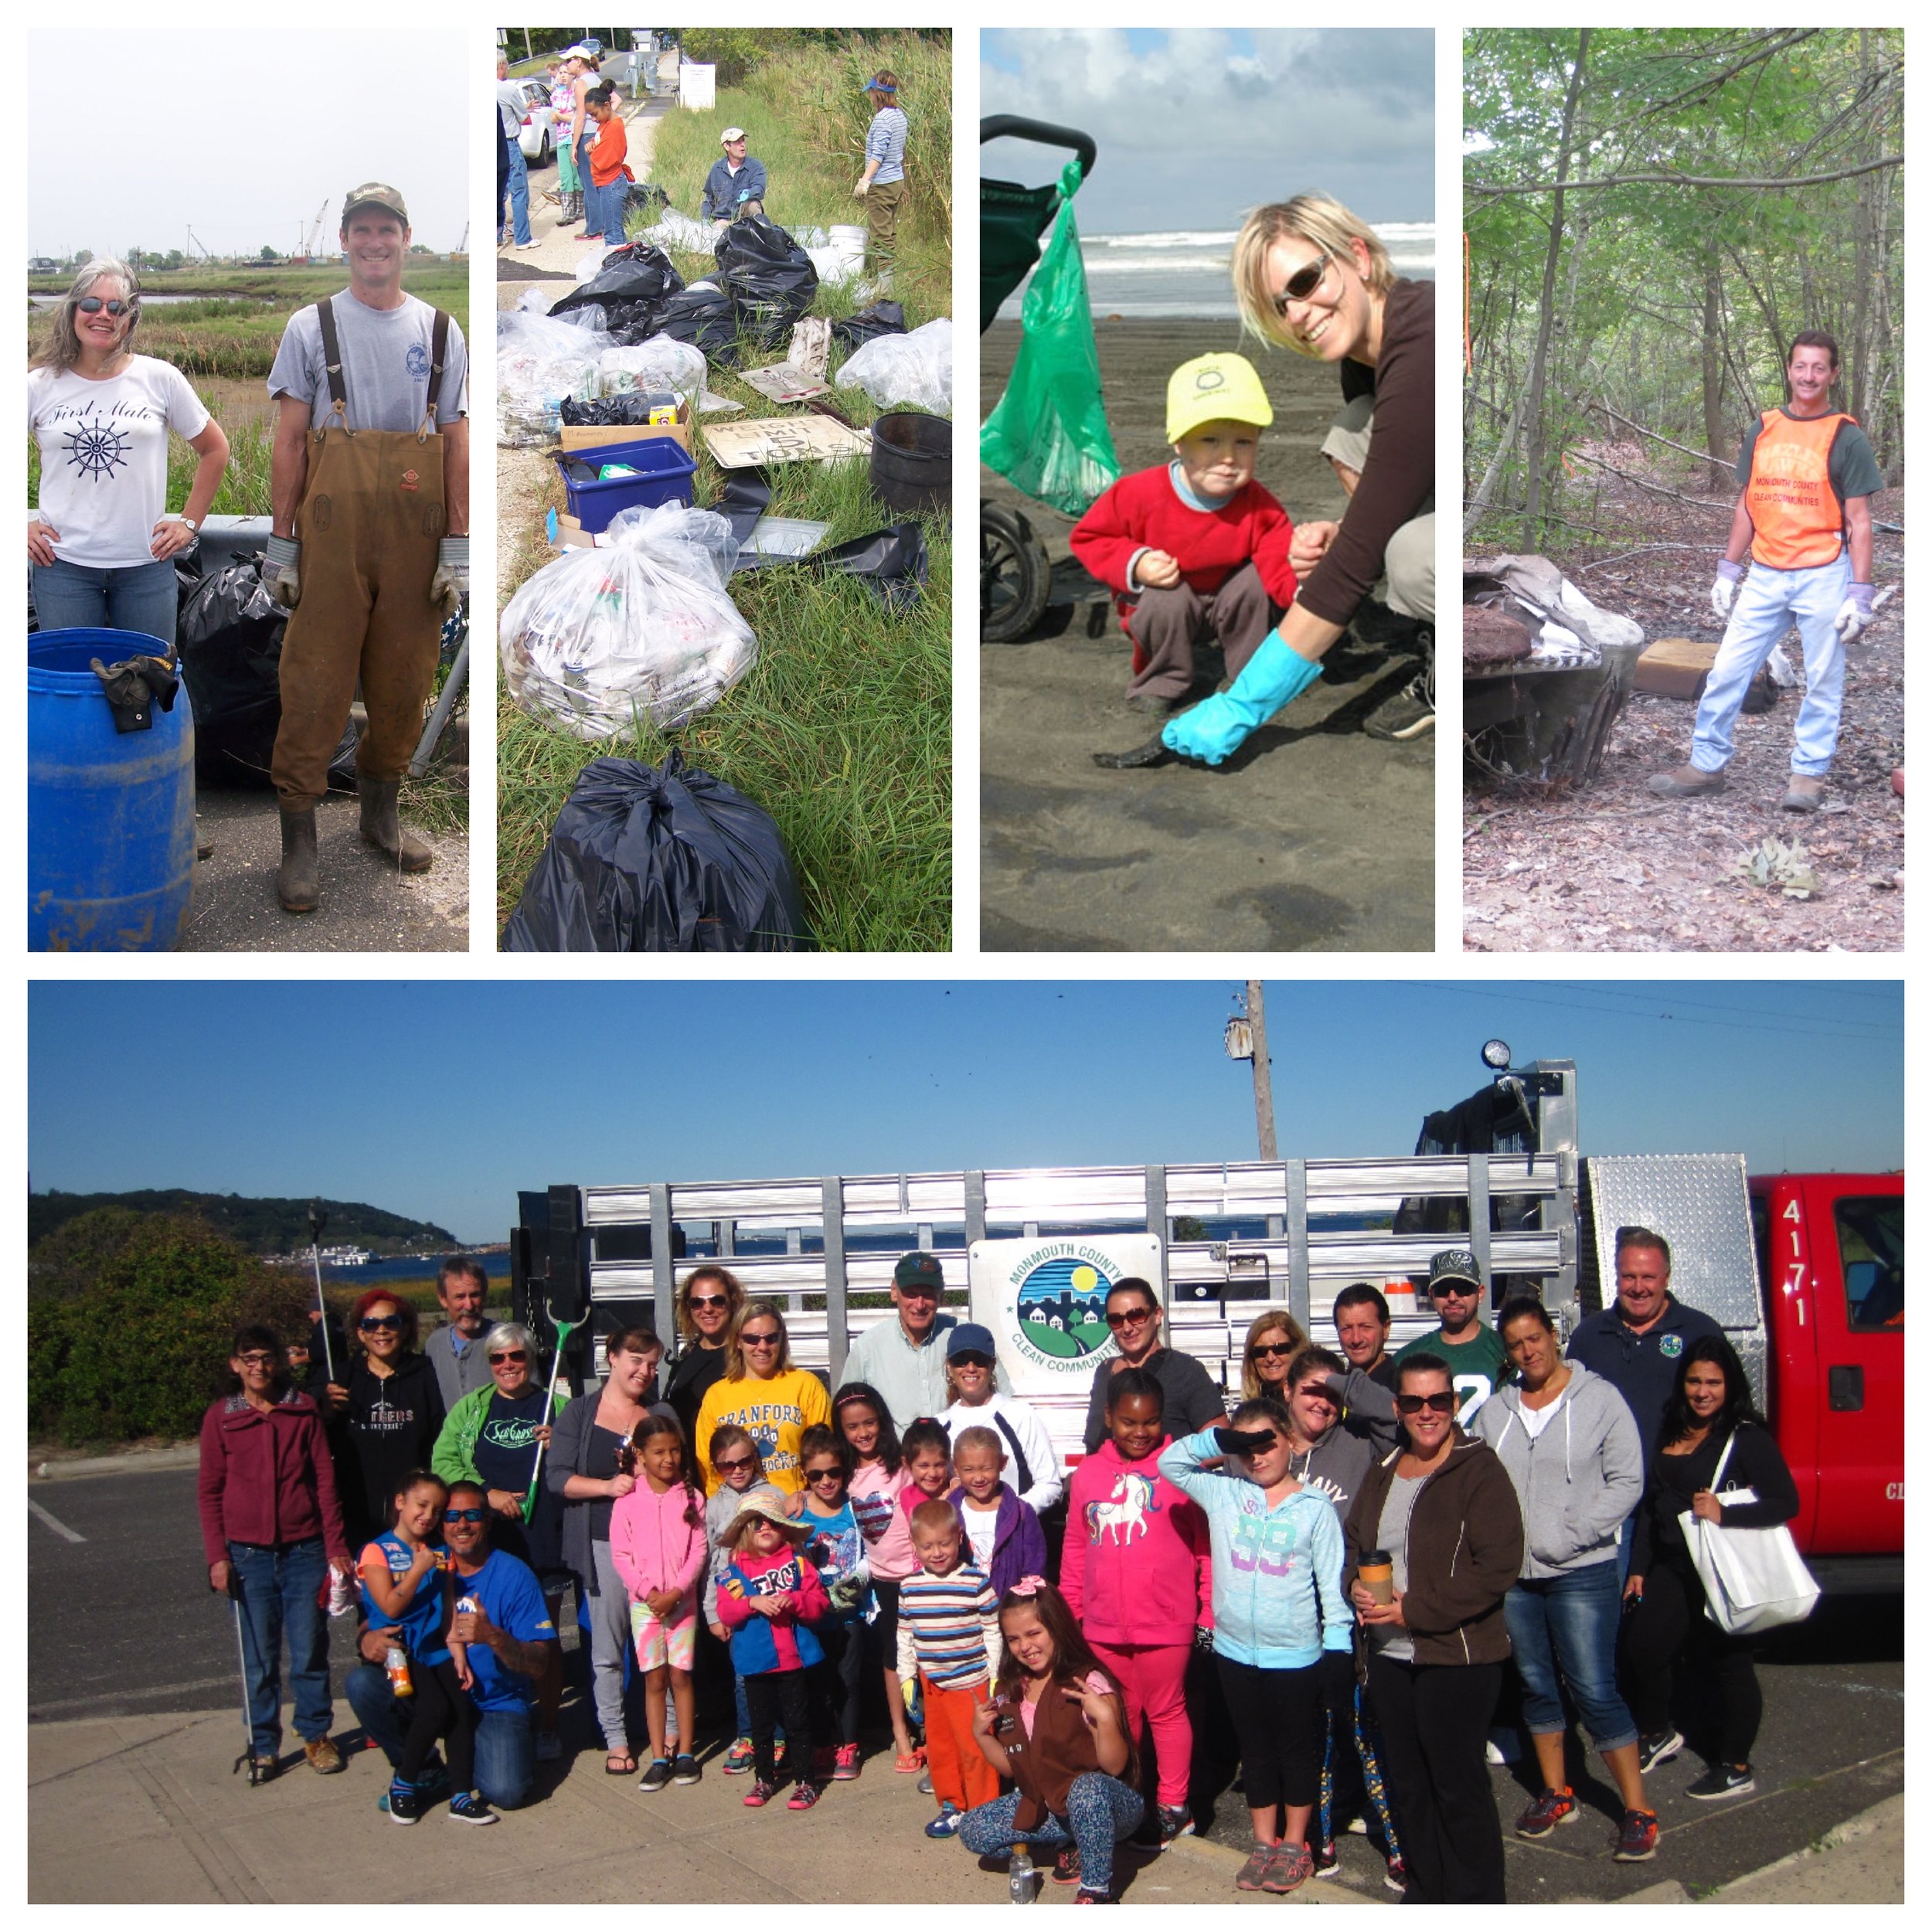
left=1060, top=1366, right=1213, bottom=1845
left=1070, top=351, right=1297, bottom=712
left=584, top=82, right=634, bottom=247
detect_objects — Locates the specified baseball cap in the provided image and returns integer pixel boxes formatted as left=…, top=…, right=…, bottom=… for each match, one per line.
left=946, top=1323, right=996, bottom=1362
left=894, top=1250, right=945, bottom=1294
left=721, top=126, right=747, bottom=144
left=342, top=182, right=408, bottom=226
left=1166, top=351, right=1273, bottom=444
left=1427, top=1249, right=1485, bottom=1294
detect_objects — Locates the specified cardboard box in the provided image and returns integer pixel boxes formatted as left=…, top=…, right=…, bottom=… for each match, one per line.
left=560, top=396, right=693, bottom=457
left=1635, top=635, right=1718, bottom=701
left=704, top=415, right=871, bottom=470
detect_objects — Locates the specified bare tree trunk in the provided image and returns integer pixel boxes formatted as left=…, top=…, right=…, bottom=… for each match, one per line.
left=1521, top=29, right=1591, bottom=548
left=1701, top=243, right=1731, bottom=489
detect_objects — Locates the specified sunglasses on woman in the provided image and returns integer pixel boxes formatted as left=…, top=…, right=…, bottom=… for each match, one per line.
left=77, top=296, right=133, bottom=316
left=1105, top=1307, right=1154, bottom=1329
left=1250, top=1340, right=1295, bottom=1359
left=488, top=1349, right=529, bottom=1365
left=359, top=1314, right=403, bottom=1332
left=741, top=1331, right=781, bottom=1347
left=1396, top=1390, right=1458, bottom=1415
left=1271, top=250, right=1332, bottom=316
left=687, top=1294, right=730, bottom=1310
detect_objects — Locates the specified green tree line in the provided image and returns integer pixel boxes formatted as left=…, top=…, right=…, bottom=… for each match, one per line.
left=29, top=1189, right=456, bottom=1263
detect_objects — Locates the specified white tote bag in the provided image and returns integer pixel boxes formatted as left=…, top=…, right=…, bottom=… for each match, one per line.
left=1675, top=1431, right=1820, bottom=1637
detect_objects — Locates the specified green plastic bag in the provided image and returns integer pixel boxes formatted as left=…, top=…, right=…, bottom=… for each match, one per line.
left=980, top=160, right=1121, bottom=519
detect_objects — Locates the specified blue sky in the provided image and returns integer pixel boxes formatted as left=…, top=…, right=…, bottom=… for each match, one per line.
left=28, top=981, right=1901, bottom=1243
left=980, top=29, right=1436, bottom=234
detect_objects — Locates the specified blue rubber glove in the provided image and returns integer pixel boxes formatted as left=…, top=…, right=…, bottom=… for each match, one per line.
left=1161, top=630, right=1323, bottom=767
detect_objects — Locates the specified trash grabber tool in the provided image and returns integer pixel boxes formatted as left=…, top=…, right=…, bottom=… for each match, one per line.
left=307, top=1202, right=334, bottom=1384
left=526, top=1298, right=584, bottom=1522
left=227, top=1585, right=264, bottom=1785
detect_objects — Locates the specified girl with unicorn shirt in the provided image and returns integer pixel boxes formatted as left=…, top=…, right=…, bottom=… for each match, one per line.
left=1058, top=1368, right=1211, bottom=1849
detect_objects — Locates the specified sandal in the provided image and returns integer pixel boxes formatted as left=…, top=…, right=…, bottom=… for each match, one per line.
left=604, top=1751, right=638, bottom=1776
left=893, top=1747, right=927, bottom=1774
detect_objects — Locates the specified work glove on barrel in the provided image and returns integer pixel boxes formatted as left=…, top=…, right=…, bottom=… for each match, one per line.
left=431, top=536, right=470, bottom=621
left=1833, top=581, right=1876, bottom=643
left=1162, top=631, right=1324, bottom=767
left=264, top=533, right=301, bottom=610
left=1709, top=557, right=1743, bottom=620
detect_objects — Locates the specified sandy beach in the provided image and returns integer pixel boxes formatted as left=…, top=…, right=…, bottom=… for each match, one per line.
left=979, top=315, right=1434, bottom=953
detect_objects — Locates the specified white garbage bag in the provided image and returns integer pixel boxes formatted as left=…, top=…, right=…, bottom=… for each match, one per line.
left=835, top=317, right=953, bottom=416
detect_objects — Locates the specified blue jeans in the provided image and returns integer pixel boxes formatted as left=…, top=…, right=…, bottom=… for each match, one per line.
left=1503, top=1560, right=1637, bottom=1752
left=577, top=132, right=595, bottom=223
left=31, top=555, right=180, bottom=646
left=959, top=1774, right=1144, bottom=1895
left=500, top=139, right=532, bottom=245
left=1692, top=553, right=1852, bottom=777
left=227, top=1538, right=332, bottom=1756
left=345, top=1663, right=535, bottom=1808
left=594, top=177, right=628, bottom=245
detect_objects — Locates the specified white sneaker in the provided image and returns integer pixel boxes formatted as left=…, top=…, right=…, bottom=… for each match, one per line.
left=1485, top=1739, right=1506, bottom=1767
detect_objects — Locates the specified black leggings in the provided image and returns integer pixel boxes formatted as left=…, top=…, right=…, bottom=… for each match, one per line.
left=1621, top=1556, right=1764, bottom=1764
left=1366, top=1655, right=1504, bottom=1905
left=814, top=1621, right=864, bottom=1749
left=1216, top=1655, right=1325, bottom=1811
left=400, top=1655, right=475, bottom=1791
left=743, top=1668, right=814, bottom=1785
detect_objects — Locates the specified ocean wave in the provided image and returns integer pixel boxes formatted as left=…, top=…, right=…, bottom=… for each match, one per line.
left=1083, top=251, right=1233, bottom=276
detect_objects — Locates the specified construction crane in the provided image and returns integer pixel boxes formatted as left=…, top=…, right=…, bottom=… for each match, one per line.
left=185, top=225, right=213, bottom=262
left=294, top=199, right=330, bottom=265
left=454, top=220, right=469, bottom=259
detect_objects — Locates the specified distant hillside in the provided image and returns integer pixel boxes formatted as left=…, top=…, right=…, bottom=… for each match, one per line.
left=27, top=1191, right=457, bottom=1257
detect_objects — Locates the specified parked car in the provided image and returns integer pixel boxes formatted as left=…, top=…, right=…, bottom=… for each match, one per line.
left=516, top=80, right=556, bottom=165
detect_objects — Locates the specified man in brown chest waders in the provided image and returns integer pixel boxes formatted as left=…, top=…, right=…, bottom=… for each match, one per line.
left=263, top=183, right=471, bottom=913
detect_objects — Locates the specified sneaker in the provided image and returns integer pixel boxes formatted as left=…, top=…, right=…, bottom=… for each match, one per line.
left=1363, top=668, right=1434, bottom=741
left=447, top=1790, right=498, bottom=1827
left=786, top=1781, right=821, bottom=1811
left=1485, top=1738, right=1508, bottom=1767
left=923, top=1804, right=962, bottom=1838
left=638, top=1758, right=672, bottom=1794
left=1155, top=1804, right=1193, bottom=1849
left=1516, top=1787, right=1580, bottom=1839
left=1311, top=1838, right=1339, bottom=1877
left=1073, top=1886, right=1114, bottom=1904
left=387, top=1779, right=423, bottom=1826
left=1614, top=1808, right=1660, bottom=1862
left=1052, top=1845, right=1083, bottom=1886
left=1235, top=1844, right=1274, bottom=1892
left=1262, top=1844, right=1315, bottom=1894
left=723, top=1736, right=756, bottom=1775
left=1384, top=1855, right=1409, bottom=1895
left=1637, top=1727, right=1685, bottom=1776
left=1345, top=1815, right=1370, bottom=1836
left=303, top=1736, right=343, bottom=1774
left=742, top=1778, right=779, bottom=1808
left=917, top=1770, right=934, bottom=1794
left=672, top=1753, right=702, bottom=1786
left=534, top=1730, right=563, bottom=1763
left=832, top=1743, right=862, bottom=1781
left=1686, top=1762, right=1756, bottom=1801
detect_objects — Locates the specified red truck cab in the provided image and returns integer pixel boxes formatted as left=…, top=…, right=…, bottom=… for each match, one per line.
left=1750, top=1172, right=1903, bottom=1590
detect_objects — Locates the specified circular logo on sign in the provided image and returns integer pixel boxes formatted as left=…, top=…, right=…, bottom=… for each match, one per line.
left=1014, top=1254, right=1114, bottom=1362
left=1659, top=1334, right=1683, bottom=1359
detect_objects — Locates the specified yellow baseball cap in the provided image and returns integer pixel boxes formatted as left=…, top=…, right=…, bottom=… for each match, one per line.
left=1166, top=352, right=1273, bottom=444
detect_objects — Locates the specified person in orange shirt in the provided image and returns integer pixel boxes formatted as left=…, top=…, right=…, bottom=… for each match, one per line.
left=1650, top=331, right=1885, bottom=814
left=584, top=83, right=633, bottom=247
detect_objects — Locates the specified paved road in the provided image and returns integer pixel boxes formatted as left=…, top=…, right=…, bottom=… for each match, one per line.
left=30, top=1462, right=1901, bottom=1904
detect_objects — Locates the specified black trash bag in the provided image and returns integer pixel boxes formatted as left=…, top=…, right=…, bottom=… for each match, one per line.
left=650, top=285, right=743, bottom=362
left=624, top=181, right=669, bottom=216
left=817, top=522, right=930, bottom=613
left=176, top=556, right=357, bottom=788
left=502, top=750, right=809, bottom=953
left=559, top=392, right=685, bottom=428
left=599, top=298, right=670, bottom=345
left=713, top=213, right=818, bottom=350
left=832, top=300, right=907, bottom=351
left=549, top=243, right=684, bottom=318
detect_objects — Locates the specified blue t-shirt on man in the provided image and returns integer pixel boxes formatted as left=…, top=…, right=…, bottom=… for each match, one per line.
left=454, top=1546, right=556, bottom=1714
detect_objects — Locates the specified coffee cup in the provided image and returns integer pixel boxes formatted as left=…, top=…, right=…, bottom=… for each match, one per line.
left=1359, top=1550, right=1394, bottom=1606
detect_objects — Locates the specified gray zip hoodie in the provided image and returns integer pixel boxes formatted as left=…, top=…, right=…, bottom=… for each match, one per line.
left=1472, top=1362, right=1642, bottom=1580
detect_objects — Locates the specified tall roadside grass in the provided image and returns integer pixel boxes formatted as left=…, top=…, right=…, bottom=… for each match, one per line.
left=496, top=31, right=953, bottom=951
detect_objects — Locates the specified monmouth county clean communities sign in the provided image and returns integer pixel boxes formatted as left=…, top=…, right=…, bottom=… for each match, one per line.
left=968, top=1234, right=1165, bottom=1398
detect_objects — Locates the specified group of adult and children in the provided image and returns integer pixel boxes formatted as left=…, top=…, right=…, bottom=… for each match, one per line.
left=196, top=1234, right=1795, bottom=1901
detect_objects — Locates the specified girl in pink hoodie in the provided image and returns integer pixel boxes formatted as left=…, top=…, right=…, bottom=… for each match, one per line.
left=610, top=1412, right=709, bottom=1791
left=1060, top=1366, right=1213, bottom=1845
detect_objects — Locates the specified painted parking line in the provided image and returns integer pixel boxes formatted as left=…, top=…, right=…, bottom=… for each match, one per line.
left=28, top=1498, right=86, bottom=1544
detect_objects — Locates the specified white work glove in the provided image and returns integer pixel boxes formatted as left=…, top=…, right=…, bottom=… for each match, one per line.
left=264, top=534, right=301, bottom=610
left=1709, top=559, right=1742, bottom=621
left=430, top=536, right=470, bottom=621
left=1833, top=583, right=1876, bottom=643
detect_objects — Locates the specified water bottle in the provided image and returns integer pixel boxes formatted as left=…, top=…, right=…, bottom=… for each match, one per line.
left=1008, top=1844, right=1036, bottom=1904
left=385, top=1645, right=414, bottom=1699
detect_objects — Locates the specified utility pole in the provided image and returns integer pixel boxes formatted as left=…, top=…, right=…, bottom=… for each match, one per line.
left=1223, top=981, right=1278, bottom=1161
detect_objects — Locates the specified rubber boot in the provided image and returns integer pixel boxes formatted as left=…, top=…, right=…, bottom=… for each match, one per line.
left=277, top=806, right=319, bottom=913
left=357, top=775, right=434, bottom=873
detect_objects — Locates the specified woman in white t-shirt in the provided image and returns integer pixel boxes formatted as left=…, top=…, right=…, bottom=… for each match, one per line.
left=28, top=257, right=230, bottom=644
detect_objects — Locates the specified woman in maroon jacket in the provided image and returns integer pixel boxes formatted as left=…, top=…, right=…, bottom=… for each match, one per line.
left=197, top=1325, right=354, bottom=1781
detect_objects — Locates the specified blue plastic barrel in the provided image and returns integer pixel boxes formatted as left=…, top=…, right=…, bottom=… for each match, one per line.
left=29, top=628, right=196, bottom=952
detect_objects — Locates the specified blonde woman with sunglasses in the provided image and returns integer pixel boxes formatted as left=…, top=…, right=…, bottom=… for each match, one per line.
left=693, top=1300, right=830, bottom=1495
left=1238, top=1308, right=1311, bottom=1403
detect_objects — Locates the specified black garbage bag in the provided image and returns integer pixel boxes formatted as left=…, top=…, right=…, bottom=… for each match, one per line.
left=713, top=213, right=818, bottom=349
left=176, top=557, right=358, bottom=788
left=624, top=181, right=669, bottom=216
left=600, top=298, right=670, bottom=345
left=559, top=393, right=684, bottom=428
left=550, top=243, right=684, bottom=319
left=502, top=750, right=809, bottom=952
left=650, top=284, right=743, bottom=362
left=832, top=300, right=907, bottom=351
left=817, top=522, right=930, bottom=613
